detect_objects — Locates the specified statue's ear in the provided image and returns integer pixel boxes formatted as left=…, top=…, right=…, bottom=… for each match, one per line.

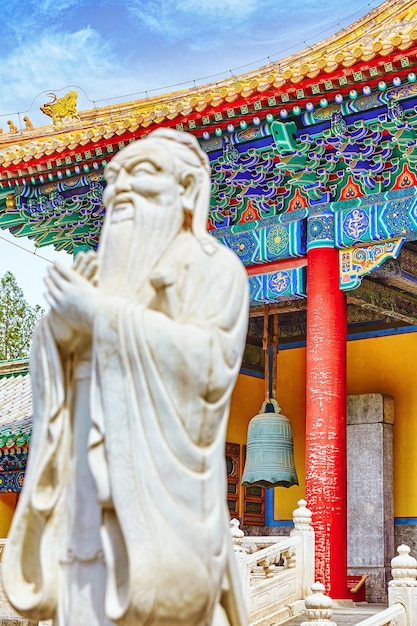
left=180, top=170, right=199, bottom=213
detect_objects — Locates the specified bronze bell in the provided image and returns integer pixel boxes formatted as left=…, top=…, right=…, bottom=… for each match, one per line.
left=242, top=398, right=298, bottom=489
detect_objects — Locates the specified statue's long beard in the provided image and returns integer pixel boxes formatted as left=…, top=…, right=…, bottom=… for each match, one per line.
left=97, top=196, right=183, bottom=298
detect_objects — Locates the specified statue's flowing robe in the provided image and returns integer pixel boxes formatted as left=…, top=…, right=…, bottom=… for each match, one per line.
left=3, top=232, right=249, bottom=626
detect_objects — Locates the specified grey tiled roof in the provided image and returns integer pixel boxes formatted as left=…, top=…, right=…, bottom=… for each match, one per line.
left=0, top=373, right=32, bottom=433
left=0, top=374, right=32, bottom=427
left=0, top=359, right=32, bottom=449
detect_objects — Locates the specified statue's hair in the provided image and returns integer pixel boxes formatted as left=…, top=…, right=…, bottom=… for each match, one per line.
left=146, top=128, right=217, bottom=255
left=149, top=127, right=210, bottom=174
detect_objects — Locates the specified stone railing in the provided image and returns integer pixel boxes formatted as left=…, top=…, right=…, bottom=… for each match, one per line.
left=231, top=499, right=315, bottom=625
left=299, top=544, right=417, bottom=626
left=0, top=501, right=313, bottom=626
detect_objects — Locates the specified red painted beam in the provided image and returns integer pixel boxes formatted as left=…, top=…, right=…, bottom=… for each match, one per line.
left=246, top=256, right=307, bottom=276
left=305, top=246, right=348, bottom=599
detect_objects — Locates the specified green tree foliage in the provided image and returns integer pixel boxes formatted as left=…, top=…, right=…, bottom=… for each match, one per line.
left=0, top=271, right=44, bottom=361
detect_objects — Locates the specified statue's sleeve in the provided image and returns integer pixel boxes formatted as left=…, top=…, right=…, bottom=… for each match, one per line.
left=93, top=244, right=248, bottom=446
left=138, top=247, right=249, bottom=442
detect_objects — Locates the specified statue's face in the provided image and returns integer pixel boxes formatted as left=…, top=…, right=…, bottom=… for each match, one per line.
left=103, top=139, right=182, bottom=224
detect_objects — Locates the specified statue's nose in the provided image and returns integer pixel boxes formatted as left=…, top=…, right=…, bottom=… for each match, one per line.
left=115, top=168, right=131, bottom=192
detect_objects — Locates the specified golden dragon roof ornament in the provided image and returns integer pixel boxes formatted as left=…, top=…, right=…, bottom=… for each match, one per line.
left=40, top=90, right=80, bottom=128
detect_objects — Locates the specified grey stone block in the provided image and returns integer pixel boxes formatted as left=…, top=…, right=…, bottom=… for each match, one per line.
left=347, top=393, right=394, bottom=603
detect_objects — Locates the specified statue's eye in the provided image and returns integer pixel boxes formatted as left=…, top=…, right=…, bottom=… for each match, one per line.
left=105, top=169, right=117, bottom=184
left=131, top=161, right=157, bottom=176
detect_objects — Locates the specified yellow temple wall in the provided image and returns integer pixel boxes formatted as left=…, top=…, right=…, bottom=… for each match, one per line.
left=0, top=493, right=18, bottom=537
left=228, top=331, right=417, bottom=523
left=347, top=332, right=417, bottom=519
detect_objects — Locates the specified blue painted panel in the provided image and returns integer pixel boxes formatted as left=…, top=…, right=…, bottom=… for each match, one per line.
left=334, top=194, right=417, bottom=248
left=216, top=218, right=306, bottom=264
left=0, top=470, right=25, bottom=492
left=249, top=267, right=306, bottom=304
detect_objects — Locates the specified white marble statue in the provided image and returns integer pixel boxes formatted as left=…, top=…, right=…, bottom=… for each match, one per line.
left=3, top=129, right=249, bottom=626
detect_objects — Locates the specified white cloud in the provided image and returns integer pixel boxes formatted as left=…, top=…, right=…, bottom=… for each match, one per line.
left=127, top=0, right=266, bottom=45
left=39, top=0, right=82, bottom=9
left=0, top=0, right=386, bottom=129
left=0, top=27, right=136, bottom=127
left=177, top=0, right=257, bottom=18
left=27, top=0, right=86, bottom=19
left=127, top=0, right=384, bottom=57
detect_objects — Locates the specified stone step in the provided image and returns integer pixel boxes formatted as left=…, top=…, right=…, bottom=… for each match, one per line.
left=0, top=620, right=57, bottom=625
left=280, top=603, right=388, bottom=626
left=0, top=604, right=389, bottom=626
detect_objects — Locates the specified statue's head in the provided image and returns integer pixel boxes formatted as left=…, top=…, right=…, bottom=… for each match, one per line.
left=103, top=128, right=215, bottom=254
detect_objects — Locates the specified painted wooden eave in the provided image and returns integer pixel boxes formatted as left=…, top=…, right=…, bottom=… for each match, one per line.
left=0, top=0, right=416, bottom=170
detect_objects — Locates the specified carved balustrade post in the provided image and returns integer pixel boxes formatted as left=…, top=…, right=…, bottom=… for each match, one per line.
left=230, top=519, right=250, bottom=609
left=230, top=518, right=245, bottom=553
left=300, top=582, right=337, bottom=626
left=291, top=499, right=315, bottom=598
left=388, top=544, right=417, bottom=626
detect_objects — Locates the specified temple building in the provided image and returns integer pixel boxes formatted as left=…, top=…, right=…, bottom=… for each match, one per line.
left=1, top=0, right=417, bottom=604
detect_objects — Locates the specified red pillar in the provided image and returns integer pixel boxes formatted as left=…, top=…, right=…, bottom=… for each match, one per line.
left=306, top=246, right=348, bottom=599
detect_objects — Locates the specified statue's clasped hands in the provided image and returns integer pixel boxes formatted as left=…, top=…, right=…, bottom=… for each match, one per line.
left=45, top=251, right=98, bottom=343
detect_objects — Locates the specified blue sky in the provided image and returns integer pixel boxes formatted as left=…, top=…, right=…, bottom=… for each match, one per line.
left=0, top=0, right=384, bottom=307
